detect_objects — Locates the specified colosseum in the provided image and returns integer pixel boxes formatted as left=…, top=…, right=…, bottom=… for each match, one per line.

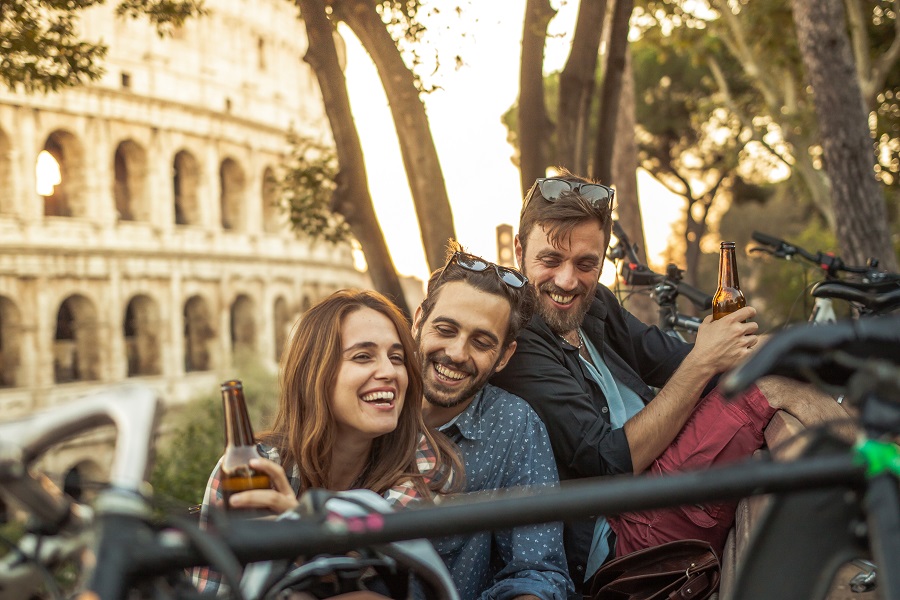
left=0, top=1, right=375, bottom=489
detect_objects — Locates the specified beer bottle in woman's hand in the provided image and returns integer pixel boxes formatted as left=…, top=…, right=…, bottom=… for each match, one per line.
left=712, top=241, right=746, bottom=320
left=220, top=379, right=271, bottom=511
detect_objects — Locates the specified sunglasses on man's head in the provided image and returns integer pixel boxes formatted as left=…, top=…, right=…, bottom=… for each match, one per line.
left=524, top=177, right=615, bottom=211
left=442, top=251, right=529, bottom=289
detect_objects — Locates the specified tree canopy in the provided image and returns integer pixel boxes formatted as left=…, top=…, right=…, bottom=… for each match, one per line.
left=0, top=0, right=206, bottom=93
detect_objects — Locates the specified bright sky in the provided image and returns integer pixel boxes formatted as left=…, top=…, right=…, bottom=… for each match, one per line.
left=342, top=1, right=682, bottom=284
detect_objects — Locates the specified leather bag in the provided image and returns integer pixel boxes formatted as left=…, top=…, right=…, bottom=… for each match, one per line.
left=587, top=539, right=720, bottom=600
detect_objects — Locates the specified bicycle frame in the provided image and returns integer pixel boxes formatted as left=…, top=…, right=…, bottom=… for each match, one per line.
left=809, top=296, right=837, bottom=324
left=610, top=222, right=709, bottom=340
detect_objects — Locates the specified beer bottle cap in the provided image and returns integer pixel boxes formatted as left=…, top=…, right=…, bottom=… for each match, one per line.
left=221, top=379, right=243, bottom=391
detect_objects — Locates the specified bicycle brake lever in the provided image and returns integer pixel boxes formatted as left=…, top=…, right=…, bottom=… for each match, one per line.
left=748, top=246, right=790, bottom=259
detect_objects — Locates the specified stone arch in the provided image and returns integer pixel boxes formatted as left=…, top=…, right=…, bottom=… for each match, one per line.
left=220, top=157, right=246, bottom=231
left=183, top=295, right=215, bottom=372
left=273, top=295, right=290, bottom=362
left=124, top=294, right=161, bottom=377
left=41, top=130, right=87, bottom=218
left=230, top=294, right=256, bottom=358
left=300, top=294, right=312, bottom=314
left=53, top=294, right=100, bottom=383
left=62, top=459, right=103, bottom=503
left=0, top=296, right=22, bottom=387
left=173, top=149, right=201, bottom=226
left=0, top=128, right=12, bottom=215
left=113, top=139, right=149, bottom=222
left=261, top=166, right=280, bottom=233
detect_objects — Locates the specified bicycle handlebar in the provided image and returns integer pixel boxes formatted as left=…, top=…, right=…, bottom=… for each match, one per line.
left=677, top=280, right=713, bottom=311
left=750, top=231, right=873, bottom=278
left=612, top=221, right=642, bottom=265
left=613, top=222, right=713, bottom=310
left=721, top=316, right=900, bottom=396
left=750, top=231, right=785, bottom=250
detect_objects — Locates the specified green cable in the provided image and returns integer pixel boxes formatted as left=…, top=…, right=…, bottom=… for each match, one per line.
left=854, top=439, right=900, bottom=478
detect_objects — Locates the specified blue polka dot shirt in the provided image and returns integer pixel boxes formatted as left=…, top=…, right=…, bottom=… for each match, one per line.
left=432, top=384, right=574, bottom=600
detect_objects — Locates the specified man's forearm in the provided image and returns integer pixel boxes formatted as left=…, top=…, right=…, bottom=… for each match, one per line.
left=623, top=355, right=715, bottom=473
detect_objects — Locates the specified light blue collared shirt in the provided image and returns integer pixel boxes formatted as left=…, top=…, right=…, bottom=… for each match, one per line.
left=580, top=330, right=645, bottom=579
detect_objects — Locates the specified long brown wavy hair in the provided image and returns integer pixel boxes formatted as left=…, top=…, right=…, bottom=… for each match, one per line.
left=258, top=289, right=461, bottom=498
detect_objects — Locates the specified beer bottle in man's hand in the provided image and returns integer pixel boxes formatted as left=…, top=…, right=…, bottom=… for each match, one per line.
left=712, top=241, right=746, bottom=320
left=220, top=379, right=271, bottom=512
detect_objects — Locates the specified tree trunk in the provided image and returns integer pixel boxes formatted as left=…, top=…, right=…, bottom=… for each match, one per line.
left=612, top=48, right=657, bottom=326
left=682, top=197, right=710, bottom=292
left=592, top=0, right=633, bottom=184
left=331, top=0, right=456, bottom=273
left=297, top=0, right=410, bottom=315
left=518, top=0, right=557, bottom=195
left=557, top=0, right=607, bottom=174
left=790, top=0, right=898, bottom=271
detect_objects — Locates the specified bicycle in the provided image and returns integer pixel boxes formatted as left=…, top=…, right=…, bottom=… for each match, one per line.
left=749, top=231, right=900, bottom=324
left=720, top=316, right=900, bottom=599
left=0, top=387, right=458, bottom=600
left=608, top=221, right=712, bottom=340
left=2, top=320, right=899, bottom=600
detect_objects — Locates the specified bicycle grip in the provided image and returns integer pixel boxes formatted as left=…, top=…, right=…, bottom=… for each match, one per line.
left=677, top=281, right=713, bottom=310
left=751, top=231, right=784, bottom=248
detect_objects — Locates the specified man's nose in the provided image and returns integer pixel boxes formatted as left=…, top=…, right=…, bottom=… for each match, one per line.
left=554, top=263, right=578, bottom=291
left=443, top=336, right=468, bottom=363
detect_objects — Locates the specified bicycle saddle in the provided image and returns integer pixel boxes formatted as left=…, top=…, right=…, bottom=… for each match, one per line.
left=721, top=316, right=900, bottom=394
left=811, top=278, right=900, bottom=314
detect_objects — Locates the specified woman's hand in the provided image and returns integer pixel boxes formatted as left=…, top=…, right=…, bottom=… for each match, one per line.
left=227, top=458, right=298, bottom=515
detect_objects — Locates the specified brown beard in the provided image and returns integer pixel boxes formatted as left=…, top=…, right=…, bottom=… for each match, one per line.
left=535, top=281, right=596, bottom=335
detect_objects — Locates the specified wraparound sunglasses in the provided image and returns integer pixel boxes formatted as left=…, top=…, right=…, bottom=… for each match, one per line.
left=524, top=177, right=615, bottom=212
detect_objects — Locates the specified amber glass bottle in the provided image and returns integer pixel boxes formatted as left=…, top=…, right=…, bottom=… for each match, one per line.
left=220, top=379, right=271, bottom=511
left=712, top=241, right=746, bottom=320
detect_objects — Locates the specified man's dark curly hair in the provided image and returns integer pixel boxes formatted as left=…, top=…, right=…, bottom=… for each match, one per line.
left=418, top=240, right=536, bottom=346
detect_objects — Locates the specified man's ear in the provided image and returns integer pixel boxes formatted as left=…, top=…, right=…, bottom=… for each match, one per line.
left=411, top=304, right=424, bottom=337
left=514, top=234, right=523, bottom=269
left=494, top=340, right=517, bottom=373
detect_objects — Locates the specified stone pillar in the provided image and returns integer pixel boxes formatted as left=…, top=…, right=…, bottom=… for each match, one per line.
left=87, top=116, right=116, bottom=227
left=34, top=277, right=54, bottom=392
left=149, top=127, right=173, bottom=231
left=107, top=263, right=125, bottom=380
left=169, top=271, right=184, bottom=376
left=204, top=141, right=219, bottom=232
left=16, top=107, right=42, bottom=222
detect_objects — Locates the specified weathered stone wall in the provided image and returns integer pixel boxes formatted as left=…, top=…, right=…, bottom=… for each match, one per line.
left=0, top=1, right=368, bottom=491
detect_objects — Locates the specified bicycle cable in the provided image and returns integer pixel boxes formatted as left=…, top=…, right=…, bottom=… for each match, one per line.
left=0, top=529, right=66, bottom=600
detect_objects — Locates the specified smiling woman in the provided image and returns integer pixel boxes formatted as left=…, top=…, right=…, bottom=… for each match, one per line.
left=192, top=289, right=463, bottom=596
left=331, top=306, right=410, bottom=447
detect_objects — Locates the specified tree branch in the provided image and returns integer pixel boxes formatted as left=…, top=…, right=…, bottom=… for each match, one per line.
left=869, top=0, right=900, bottom=105
left=843, top=0, right=871, bottom=97
left=712, top=0, right=784, bottom=113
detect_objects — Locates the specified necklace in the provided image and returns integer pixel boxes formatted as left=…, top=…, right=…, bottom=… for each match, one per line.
left=559, top=330, right=584, bottom=351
